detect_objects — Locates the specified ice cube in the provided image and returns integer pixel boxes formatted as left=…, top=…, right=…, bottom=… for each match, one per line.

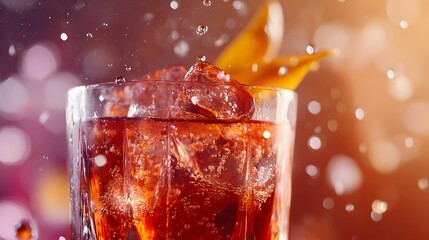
left=139, top=65, right=187, bottom=82
left=102, top=85, right=134, bottom=117
left=173, top=60, right=255, bottom=121
left=127, top=65, right=187, bottom=118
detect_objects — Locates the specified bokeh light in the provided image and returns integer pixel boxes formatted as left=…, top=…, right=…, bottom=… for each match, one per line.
left=0, top=126, right=31, bottom=165
left=307, top=100, right=321, bottom=115
left=20, top=44, right=59, bottom=82
left=327, top=155, right=363, bottom=195
left=368, top=140, right=401, bottom=174
left=0, top=76, right=29, bottom=118
left=32, top=169, right=70, bottom=226
left=0, top=201, right=37, bottom=240
left=308, top=135, right=322, bottom=150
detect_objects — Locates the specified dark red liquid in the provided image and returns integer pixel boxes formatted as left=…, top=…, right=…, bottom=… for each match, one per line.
left=74, top=117, right=290, bottom=240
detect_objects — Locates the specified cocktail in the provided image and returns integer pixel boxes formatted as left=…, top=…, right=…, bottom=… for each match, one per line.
left=66, top=60, right=297, bottom=239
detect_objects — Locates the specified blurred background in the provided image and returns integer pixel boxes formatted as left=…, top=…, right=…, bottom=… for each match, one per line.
left=1, top=0, right=428, bottom=239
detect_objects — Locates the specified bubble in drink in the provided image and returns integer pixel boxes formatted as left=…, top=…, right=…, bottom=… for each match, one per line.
left=203, top=0, right=212, bottom=6
left=196, top=25, right=209, bottom=35
left=115, top=76, right=126, bottom=85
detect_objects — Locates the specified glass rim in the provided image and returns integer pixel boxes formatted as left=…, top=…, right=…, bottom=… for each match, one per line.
left=68, top=80, right=297, bottom=97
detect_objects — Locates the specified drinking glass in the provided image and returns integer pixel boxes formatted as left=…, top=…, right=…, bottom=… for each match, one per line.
left=66, top=80, right=297, bottom=240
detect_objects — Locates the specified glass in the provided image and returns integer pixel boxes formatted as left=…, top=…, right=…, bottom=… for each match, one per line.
left=66, top=80, right=297, bottom=240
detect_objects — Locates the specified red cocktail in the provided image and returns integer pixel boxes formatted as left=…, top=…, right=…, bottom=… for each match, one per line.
left=67, top=61, right=297, bottom=240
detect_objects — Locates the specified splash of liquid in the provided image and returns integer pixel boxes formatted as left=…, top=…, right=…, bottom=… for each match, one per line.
left=115, top=76, right=126, bottom=85
left=196, top=25, right=208, bottom=35
left=203, top=0, right=212, bottom=7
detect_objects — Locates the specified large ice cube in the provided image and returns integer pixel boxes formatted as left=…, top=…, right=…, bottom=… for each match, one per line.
left=173, top=60, right=255, bottom=121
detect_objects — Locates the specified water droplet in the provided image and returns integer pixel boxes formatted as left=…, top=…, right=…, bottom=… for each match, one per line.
left=86, top=32, right=93, bottom=39
left=107, top=63, right=113, bottom=67
left=39, top=111, right=50, bottom=124
left=345, top=204, right=355, bottom=212
left=59, top=236, right=66, bottom=240
left=404, top=137, right=414, bottom=148
left=400, top=20, right=408, bottom=29
left=125, top=66, right=132, bottom=71
left=308, top=135, right=322, bottom=150
left=198, top=55, right=206, bottom=61
left=15, top=219, right=36, bottom=239
left=355, top=108, right=365, bottom=120
left=251, top=63, right=259, bottom=73
left=278, top=66, right=288, bottom=76
left=60, top=33, right=68, bottom=41
left=174, top=40, right=189, bottom=58
left=170, top=0, right=179, bottom=10
left=418, top=178, right=428, bottom=190
left=306, top=44, right=318, bottom=55
left=232, top=0, right=244, bottom=10
left=305, top=165, right=319, bottom=178
left=372, top=199, right=388, bottom=214
left=387, top=69, right=396, bottom=80
left=196, top=25, right=209, bottom=35
left=8, top=44, right=16, bottom=56
left=42, top=156, right=49, bottom=160
left=115, top=76, right=126, bottom=85
left=203, top=0, right=212, bottom=6
left=308, top=100, right=321, bottom=115
left=102, top=22, right=109, bottom=28
left=323, top=198, right=334, bottom=210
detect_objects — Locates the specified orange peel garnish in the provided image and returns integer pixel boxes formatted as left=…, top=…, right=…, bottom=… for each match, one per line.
left=216, top=0, right=335, bottom=90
